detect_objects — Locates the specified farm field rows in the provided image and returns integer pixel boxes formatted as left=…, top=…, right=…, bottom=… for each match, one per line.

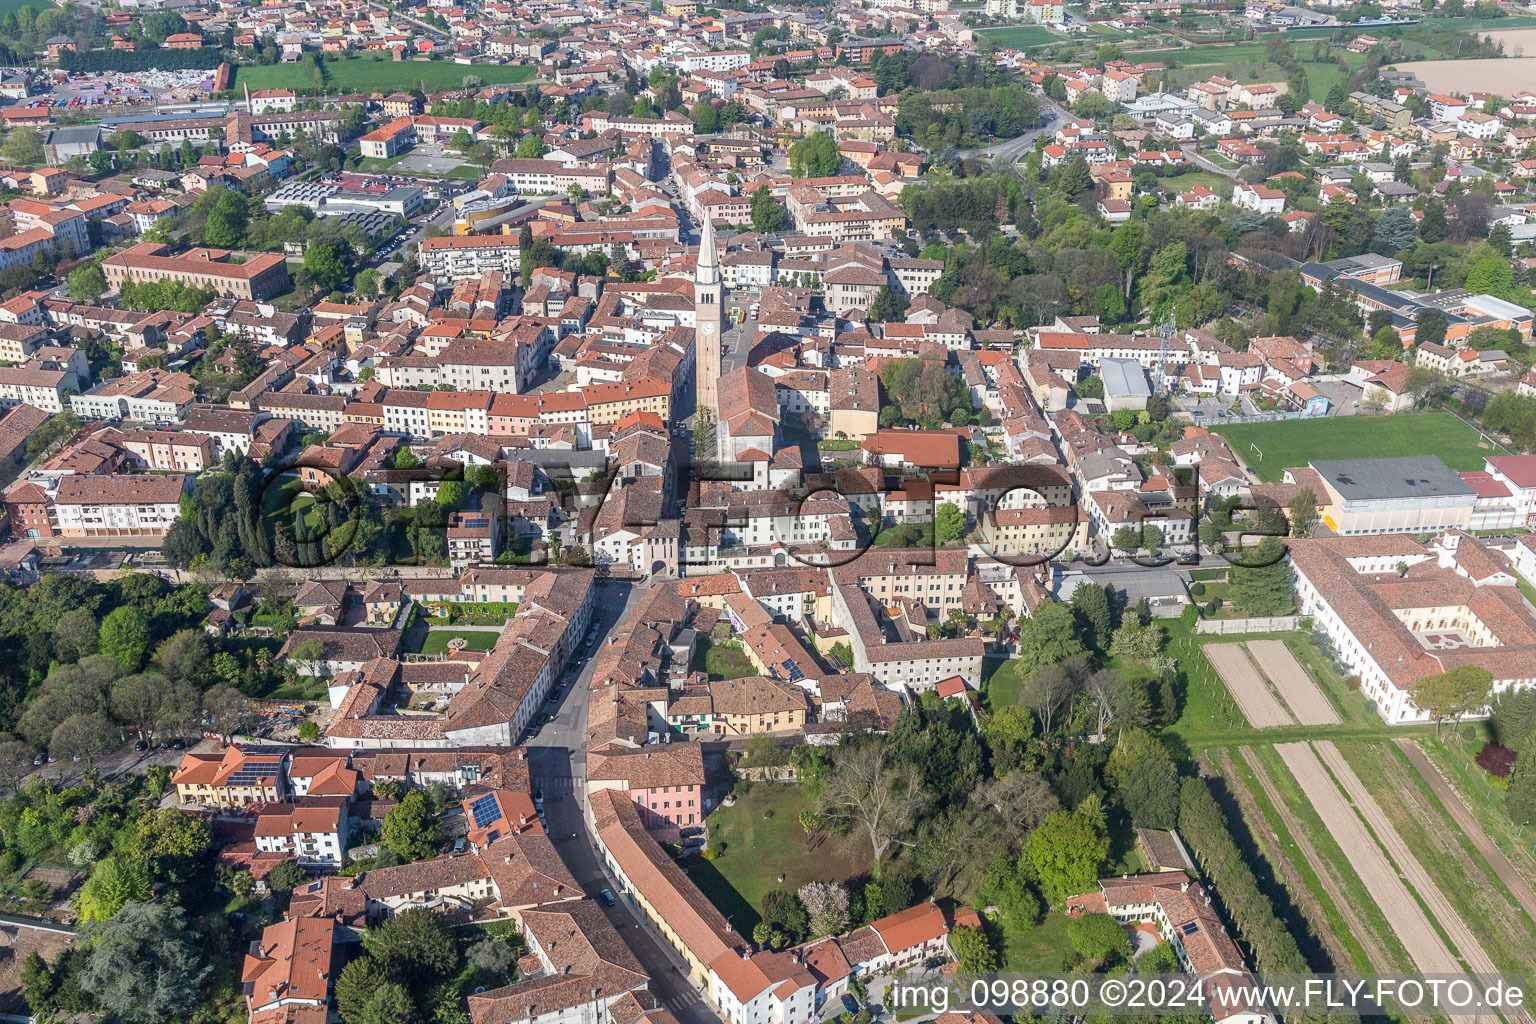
left=1231, top=745, right=1412, bottom=973
left=1205, top=642, right=1295, bottom=727
left=1274, top=741, right=1464, bottom=974
left=1315, top=741, right=1510, bottom=992
left=1247, top=639, right=1339, bottom=725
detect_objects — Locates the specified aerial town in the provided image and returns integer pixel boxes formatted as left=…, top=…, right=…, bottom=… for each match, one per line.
left=0, top=0, right=1532, bottom=1022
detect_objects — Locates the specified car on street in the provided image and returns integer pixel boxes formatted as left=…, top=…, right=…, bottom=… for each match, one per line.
left=599, top=888, right=617, bottom=906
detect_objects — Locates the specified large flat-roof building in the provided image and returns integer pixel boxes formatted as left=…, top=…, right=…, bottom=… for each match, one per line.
left=1285, top=456, right=1477, bottom=536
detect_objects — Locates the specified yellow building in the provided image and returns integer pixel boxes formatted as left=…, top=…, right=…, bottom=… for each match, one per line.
left=980, top=505, right=1091, bottom=561
left=173, top=746, right=289, bottom=809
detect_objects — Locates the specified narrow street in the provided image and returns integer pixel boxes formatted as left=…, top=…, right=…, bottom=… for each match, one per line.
left=524, top=581, right=724, bottom=1024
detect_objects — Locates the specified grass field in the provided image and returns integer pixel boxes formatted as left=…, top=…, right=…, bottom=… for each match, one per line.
left=1212, top=412, right=1504, bottom=482
left=691, top=638, right=759, bottom=681
left=234, top=55, right=536, bottom=94
left=976, top=25, right=1064, bottom=48
left=692, top=785, right=873, bottom=935
left=1162, top=42, right=1371, bottom=101
left=1152, top=170, right=1231, bottom=195
left=417, top=629, right=498, bottom=655
left=981, top=654, right=1028, bottom=711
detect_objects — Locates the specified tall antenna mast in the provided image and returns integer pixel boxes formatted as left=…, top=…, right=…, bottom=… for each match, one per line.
left=1155, top=305, right=1174, bottom=395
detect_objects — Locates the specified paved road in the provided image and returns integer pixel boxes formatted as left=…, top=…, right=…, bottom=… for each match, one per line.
left=524, top=581, right=723, bottom=1024
left=1180, top=143, right=1239, bottom=180
left=957, top=98, right=1068, bottom=168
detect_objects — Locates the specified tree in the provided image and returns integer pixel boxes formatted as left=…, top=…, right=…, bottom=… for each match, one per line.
left=1016, top=602, right=1084, bottom=673
left=797, top=881, right=849, bottom=937
left=380, top=790, right=440, bottom=862
left=49, top=713, right=116, bottom=767
left=3, top=127, right=43, bottom=166
left=1413, top=664, right=1493, bottom=738
left=788, top=133, right=840, bottom=178
left=1506, top=743, right=1536, bottom=827
left=868, top=286, right=909, bottom=323
left=1068, top=913, right=1132, bottom=963
left=1057, top=154, right=1092, bottom=199
left=1227, top=536, right=1294, bottom=617
left=356, top=982, right=414, bottom=1024
left=67, top=264, right=106, bottom=304
left=935, top=503, right=965, bottom=544
left=819, top=741, right=924, bottom=870
left=365, top=908, right=460, bottom=986
left=1416, top=306, right=1448, bottom=347
left=201, top=683, right=253, bottom=742
left=1466, top=254, right=1513, bottom=296
left=75, top=856, right=150, bottom=922
left=52, top=608, right=99, bottom=662
left=78, top=901, right=210, bottom=1024
left=1022, top=654, right=1087, bottom=735
left=515, top=134, right=546, bottom=158
left=1021, top=807, right=1108, bottom=906
left=268, top=858, right=306, bottom=894
left=304, top=243, right=349, bottom=292
left=1287, top=488, right=1318, bottom=538
left=949, top=925, right=1000, bottom=972
left=96, top=607, right=151, bottom=671
left=289, top=636, right=327, bottom=678
left=132, top=807, right=210, bottom=880
left=203, top=190, right=249, bottom=248
left=1070, top=584, right=1113, bottom=651
left=1372, top=205, right=1417, bottom=254
left=466, top=936, right=517, bottom=984
left=336, top=959, right=390, bottom=1024
left=749, top=185, right=786, bottom=234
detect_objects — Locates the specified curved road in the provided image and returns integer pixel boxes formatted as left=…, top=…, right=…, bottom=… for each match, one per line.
left=524, top=580, right=724, bottom=1024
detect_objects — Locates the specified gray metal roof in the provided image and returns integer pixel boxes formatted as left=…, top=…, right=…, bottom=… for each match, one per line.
left=1310, top=456, right=1475, bottom=501
left=1100, top=357, right=1150, bottom=399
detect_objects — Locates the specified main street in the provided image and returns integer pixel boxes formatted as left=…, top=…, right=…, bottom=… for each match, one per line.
left=957, top=97, right=1069, bottom=169
left=524, top=580, right=724, bottom=1024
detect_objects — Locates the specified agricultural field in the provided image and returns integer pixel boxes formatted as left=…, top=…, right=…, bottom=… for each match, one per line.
left=1161, top=42, right=1376, bottom=102
left=234, top=55, right=536, bottom=93
left=1212, top=411, right=1502, bottom=482
left=1207, top=717, right=1536, bottom=989
left=976, top=25, right=1064, bottom=49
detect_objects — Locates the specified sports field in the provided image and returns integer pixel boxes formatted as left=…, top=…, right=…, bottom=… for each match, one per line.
left=976, top=25, right=1063, bottom=48
left=1212, top=412, right=1502, bottom=481
left=234, top=55, right=536, bottom=93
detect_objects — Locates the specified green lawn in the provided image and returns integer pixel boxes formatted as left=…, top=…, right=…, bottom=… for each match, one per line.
left=266, top=677, right=330, bottom=701
left=981, top=654, right=1028, bottom=711
left=693, top=784, right=873, bottom=935
left=691, top=638, right=759, bottom=681
left=1152, top=170, right=1231, bottom=195
left=1213, top=412, right=1505, bottom=483
left=235, top=56, right=536, bottom=94
left=1000, top=912, right=1075, bottom=972
left=418, top=629, right=499, bottom=655
left=976, top=25, right=1064, bottom=48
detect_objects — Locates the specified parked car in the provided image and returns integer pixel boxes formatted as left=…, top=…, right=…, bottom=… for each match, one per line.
left=599, top=888, right=616, bottom=906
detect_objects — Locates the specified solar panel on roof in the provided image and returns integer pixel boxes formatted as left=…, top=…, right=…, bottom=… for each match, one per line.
left=1181, top=922, right=1199, bottom=936
left=469, top=793, right=503, bottom=829
left=782, top=658, right=804, bottom=682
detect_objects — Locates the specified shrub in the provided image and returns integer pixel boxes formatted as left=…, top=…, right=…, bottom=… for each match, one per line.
left=701, top=844, right=722, bottom=861
left=1190, top=582, right=1206, bottom=598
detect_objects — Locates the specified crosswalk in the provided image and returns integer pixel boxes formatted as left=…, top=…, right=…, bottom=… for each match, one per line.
left=532, top=775, right=577, bottom=792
